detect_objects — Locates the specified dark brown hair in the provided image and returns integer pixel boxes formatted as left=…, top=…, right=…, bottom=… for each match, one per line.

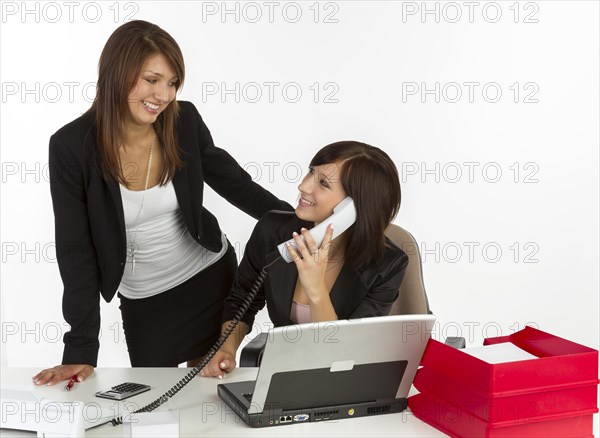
left=310, top=141, right=401, bottom=269
left=89, top=20, right=185, bottom=185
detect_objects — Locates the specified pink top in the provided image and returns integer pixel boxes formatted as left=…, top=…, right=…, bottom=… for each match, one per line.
left=290, top=301, right=311, bottom=324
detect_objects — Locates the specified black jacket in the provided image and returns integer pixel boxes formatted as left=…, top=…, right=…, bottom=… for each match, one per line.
left=49, top=100, right=291, bottom=365
left=222, top=211, right=409, bottom=329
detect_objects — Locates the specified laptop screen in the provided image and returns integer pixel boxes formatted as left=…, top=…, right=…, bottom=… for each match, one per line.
left=247, top=314, right=435, bottom=415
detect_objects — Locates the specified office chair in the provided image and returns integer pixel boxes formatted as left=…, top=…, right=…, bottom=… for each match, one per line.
left=384, top=225, right=464, bottom=348
left=239, top=224, right=447, bottom=367
left=384, top=224, right=431, bottom=315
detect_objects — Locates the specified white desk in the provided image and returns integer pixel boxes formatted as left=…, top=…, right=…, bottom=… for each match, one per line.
left=1, top=367, right=446, bottom=437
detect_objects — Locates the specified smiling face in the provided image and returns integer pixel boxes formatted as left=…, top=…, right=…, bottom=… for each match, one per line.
left=127, top=53, right=178, bottom=128
left=296, top=161, right=347, bottom=225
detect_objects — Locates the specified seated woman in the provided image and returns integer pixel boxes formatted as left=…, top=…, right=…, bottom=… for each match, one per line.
left=201, top=140, right=408, bottom=377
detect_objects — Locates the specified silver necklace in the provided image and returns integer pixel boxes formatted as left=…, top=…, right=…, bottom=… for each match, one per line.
left=326, top=256, right=345, bottom=272
left=125, top=131, right=155, bottom=275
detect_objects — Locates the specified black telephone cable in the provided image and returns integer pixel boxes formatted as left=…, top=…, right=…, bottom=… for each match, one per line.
left=109, top=256, right=280, bottom=426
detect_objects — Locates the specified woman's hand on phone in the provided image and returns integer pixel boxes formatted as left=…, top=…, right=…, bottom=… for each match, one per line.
left=287, top=224, right=334, bottom=300
left=32, top=364, right=94, bottom=386
left=200, top=349, right=236, bottom=378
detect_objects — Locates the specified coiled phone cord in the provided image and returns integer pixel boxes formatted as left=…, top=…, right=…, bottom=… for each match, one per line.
left=110, top=256, right=281, bottom=426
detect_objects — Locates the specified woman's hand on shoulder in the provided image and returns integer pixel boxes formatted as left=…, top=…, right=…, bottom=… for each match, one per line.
left=32, top=364, right=94, bottom=386
left=200, top=349, right=236, bottom=378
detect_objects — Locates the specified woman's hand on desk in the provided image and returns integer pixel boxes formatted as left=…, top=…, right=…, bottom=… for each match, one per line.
left=32, top=364, right=94, bottom=386
left=200, top=349, right=236, bottom=378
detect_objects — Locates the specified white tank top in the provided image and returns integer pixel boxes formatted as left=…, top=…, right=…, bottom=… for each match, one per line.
left=118, top=181, right=227, bottom=299
left=290, top=301, right=311, bottom=324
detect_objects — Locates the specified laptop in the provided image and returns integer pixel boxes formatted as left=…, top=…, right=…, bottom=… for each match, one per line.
left=218, top=314, right=435, bottom=427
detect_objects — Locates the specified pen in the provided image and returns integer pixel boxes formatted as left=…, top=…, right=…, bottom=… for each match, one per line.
left=65, top=375, right=78, bottom=391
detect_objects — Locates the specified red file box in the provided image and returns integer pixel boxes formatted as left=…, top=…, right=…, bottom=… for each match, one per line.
left=410, top=390, right=597, bottom=438
left=413, top=367, right=598, bottom=422
left=409, top=326, right=599, bottom=437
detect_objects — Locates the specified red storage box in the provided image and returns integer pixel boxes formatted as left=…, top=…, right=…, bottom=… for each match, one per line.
left=413, top=367, right=598, bottom=422
left=409, top=326, right=599, bottom=437
left=410, top=391, right=597, bottom=438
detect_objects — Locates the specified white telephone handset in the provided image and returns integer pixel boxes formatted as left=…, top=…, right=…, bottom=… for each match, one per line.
left=277, top=196, right=357, bottom=263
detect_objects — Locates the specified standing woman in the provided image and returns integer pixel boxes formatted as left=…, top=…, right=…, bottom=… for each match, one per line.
left=33, top=20, right=291, bottom=385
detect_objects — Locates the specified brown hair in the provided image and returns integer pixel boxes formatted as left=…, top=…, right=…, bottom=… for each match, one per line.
left=89, top=20, right=185, bottom=185
left=310, top=141, right=401, bottom=269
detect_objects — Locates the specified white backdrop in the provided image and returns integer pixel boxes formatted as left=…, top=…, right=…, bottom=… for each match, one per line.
left=1, top=0, right=598, bottom=395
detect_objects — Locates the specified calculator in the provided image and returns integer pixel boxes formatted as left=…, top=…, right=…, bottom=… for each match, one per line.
left=95, top=382, right=151, bottom=400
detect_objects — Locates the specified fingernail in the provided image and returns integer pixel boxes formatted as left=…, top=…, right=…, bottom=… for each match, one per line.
left=220, top=361, right=227, bottom=369
left=292, top=232, right=298, bottom=236
left=77, top=376, right=83, bottom=383
left=300, top=227, right=307, bottom=232
left=217, top=375, right=223, bottom=380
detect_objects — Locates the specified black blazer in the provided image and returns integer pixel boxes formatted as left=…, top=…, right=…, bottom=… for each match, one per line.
left=49, top=101, right=291, bottom=365
left=222, top=211, right=409, bottom=329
